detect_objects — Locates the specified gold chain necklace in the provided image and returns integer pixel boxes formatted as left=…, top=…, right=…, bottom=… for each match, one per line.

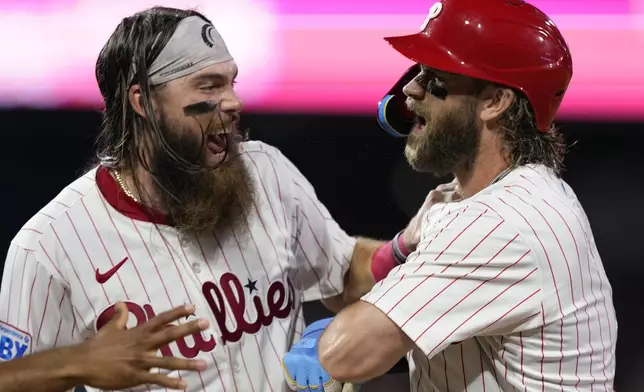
left=112, top=170, right=139, bottom=203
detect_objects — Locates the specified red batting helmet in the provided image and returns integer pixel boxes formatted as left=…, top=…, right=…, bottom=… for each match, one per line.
left=377, top=0, right=573, bottom=137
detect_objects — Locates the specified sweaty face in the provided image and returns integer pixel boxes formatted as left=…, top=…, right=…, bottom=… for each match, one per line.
left=148, top=60, right=255, bottom=236
left=403, top=67, right=481, bottom=176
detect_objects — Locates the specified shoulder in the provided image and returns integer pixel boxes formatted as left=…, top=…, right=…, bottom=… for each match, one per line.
left=238, top=141, right=289, bottom=167
left=417, top=168, right=572, bottom=268
left=419, top=165, right=593, bottom=283
left=419, top=198, right=529, bottom=260
left=239, top=141, right=312, bottom=197
left=466, top=165, right=588, bottom=249
left=239, top=141, right=299, bottom=179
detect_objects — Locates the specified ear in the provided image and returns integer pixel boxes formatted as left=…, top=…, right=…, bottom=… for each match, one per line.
left=479, top=88, right=515, bottom=122
left=127, top=84, right=147, bottom=118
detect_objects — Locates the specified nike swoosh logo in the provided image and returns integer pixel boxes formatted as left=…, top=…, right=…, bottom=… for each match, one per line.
left=95, top=257, right=128, bottom=284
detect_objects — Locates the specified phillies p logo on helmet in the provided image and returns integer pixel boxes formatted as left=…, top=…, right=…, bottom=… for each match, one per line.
left=421, top=2, right=443, bottom=31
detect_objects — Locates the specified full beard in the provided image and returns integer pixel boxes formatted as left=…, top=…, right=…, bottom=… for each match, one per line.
left=404, top=98, right=481, bottom=177
left=150, top=119, right=255, bottom=239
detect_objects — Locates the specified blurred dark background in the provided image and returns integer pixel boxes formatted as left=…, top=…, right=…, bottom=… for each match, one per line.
left=0, top=109, right=642, bottom=390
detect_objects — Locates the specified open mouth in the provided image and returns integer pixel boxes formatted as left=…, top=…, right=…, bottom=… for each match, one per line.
left=205, top=121, right=246, bottom=155
left=206, top=132, right=229, bottom=154
left=412, top=114, right=427, bottom=134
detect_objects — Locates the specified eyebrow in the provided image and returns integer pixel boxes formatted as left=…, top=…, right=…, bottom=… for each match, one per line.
left=420, top=65, right=454, bottom=80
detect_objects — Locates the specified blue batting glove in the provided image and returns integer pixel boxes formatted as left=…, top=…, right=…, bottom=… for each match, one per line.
left=282, top=317, right=338, bottom=391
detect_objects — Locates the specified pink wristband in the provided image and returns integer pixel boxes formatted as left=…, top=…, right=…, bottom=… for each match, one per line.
left=370, top=240, right=399, bottom=283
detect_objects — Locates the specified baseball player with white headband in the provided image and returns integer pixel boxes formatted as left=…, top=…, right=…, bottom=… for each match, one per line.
left=0, top=6, right=438, bottom=392
left=282, top=0, right=618, bottom=391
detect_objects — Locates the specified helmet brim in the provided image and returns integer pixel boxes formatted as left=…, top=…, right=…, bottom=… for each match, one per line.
left=384, top=33, right=492, bottom=85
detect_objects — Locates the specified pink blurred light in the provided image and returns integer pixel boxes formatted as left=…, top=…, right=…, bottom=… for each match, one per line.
left=249, top=18, right=644, bottom=122
left=272, top=0, right=630, bottom=14
left=0, top=1, right=641, bottom=121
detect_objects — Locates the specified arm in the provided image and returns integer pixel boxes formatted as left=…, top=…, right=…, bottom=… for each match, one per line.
left=0, top=303, right=209, bottom=392
left=280, top=148, right=459, bottom=311
left=288, top=178, right=409, bottom=312
left=282, top=152, right=368, bottom=308
left=0, top=243, right=76, bottom=390
left=0, top=243, right=73, bottom=360
left=318, top=202, right=543, bottom=383
left=321, top=238, right=382, bottom=313
left=0, top=343, right=86, bottom=392
left=323, top=181, right=462, bottom=311
left=292, top=183, right=458, bottom=312
left=318, top=301, right=414, bottom=383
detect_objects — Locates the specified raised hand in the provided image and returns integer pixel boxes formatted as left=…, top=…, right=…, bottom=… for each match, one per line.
left=73, top=302, right=209, bottom=390
left=401, top=179, right=461, bottom=251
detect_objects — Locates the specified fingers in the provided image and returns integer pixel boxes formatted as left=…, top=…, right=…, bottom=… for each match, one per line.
left=436, top=178, right=458, bottom=192
left=427, top=181, right=462, bottom=205
left=140, top=371, right=188, bottom=390
left=107, top=301, right=130, bottom=330
left=426, top=190, right=443, bottom=205
left=444, top=189, right=463, bottom=202
left=147, top=319, right=209, bottom=348
left=342, top=383, right=359, bottom=392
left=143, top=304, right=197, bottom=332
left=143, top=355, right=208, bottom=372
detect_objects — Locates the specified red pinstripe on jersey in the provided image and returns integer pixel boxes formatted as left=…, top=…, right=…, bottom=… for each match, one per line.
left=362, top=164, right=616, bottom=392
left=524, top=167, right=616, bottom=390
left=0, top=141, right=356, bottom=392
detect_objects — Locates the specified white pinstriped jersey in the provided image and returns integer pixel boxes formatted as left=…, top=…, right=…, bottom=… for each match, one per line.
left=0, top=141, right=356, bottom=392
left=363, top=164, right=617, bottom=392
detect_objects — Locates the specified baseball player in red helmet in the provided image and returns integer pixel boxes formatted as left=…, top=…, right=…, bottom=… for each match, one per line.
left=282, top=0, right=617, bottom=391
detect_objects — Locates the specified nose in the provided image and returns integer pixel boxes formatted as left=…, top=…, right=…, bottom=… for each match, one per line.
left=402, top=80, right=425, bottom=101
left=218, top=89, right=243, bottom=114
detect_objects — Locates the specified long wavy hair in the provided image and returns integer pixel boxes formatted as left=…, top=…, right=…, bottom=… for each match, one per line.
left=94, top=6, right=212, bottom=173
left=469, top=78, right=568, bottom=176
left=497, top=90, right=567, bottom=176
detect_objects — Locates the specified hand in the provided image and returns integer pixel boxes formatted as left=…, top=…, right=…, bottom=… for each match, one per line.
left=282, top=318, right=360, bottom=392
left=401, top=178, right=461, bottom=251
left=71, top=302, right=209, bottom=390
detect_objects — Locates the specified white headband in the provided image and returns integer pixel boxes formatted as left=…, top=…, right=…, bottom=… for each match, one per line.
left=133, top=16, right=234, bottom=85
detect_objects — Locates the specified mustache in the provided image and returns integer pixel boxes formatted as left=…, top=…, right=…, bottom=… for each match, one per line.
left=406, top=98, right=429, bottom=124
left=193, top=111, right=240, bottom=135
left=405, top=98, right=424, bottom=115
left=209, top=116, right=249, bottom=144
left=210, top=114, right=239, bottom=133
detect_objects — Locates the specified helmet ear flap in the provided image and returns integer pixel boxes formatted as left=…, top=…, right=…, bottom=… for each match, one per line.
left=377, top=64, right=420, bottom=137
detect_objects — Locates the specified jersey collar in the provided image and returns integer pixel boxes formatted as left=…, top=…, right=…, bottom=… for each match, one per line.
left=95, top=166, right=170, bottom=225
